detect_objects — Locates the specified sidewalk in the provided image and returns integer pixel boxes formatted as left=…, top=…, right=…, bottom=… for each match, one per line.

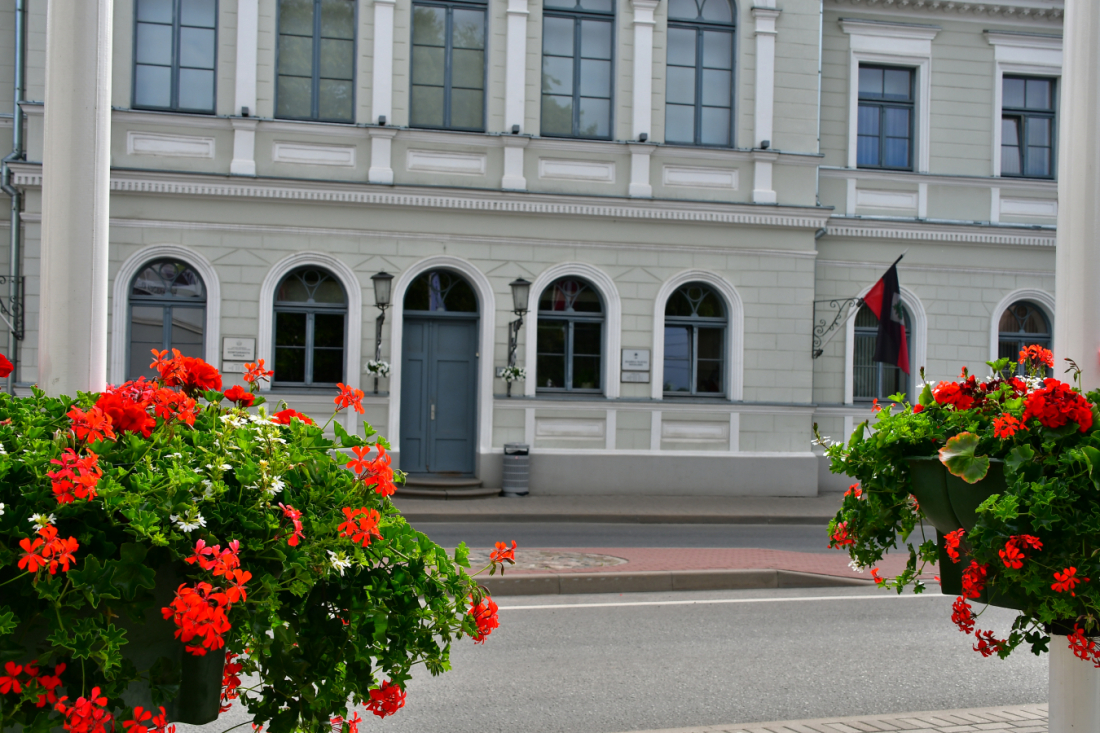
left=393, top=493, right=845, bottom=524
left=621, top=704, right=1048, bottom=733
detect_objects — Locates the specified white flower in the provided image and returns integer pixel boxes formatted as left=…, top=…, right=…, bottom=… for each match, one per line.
left=263, top=477, right=286, bottom=497
left=220, top=414, right=246, bottom=429
left=248, top=413, right=277, bottom=426
left=366, top=360, right=390, bottom=377
left=28, top=513, right=56, bottom=527
left=0, top=444, right=7, bottom=455
left=811, top=435, right=834, bottom=447
left=199, top=479, right=216, bottom=498
left=220, top=463, right=232, bottom=471
left=848, top=559, right=868, bottom=574
left=170, top=513, right=207, bottom=532
left=168, top=452, right=184, bottom=460
left=328, top=551, right=352, bottom=576
left=0, top=503, right=5, bottom=516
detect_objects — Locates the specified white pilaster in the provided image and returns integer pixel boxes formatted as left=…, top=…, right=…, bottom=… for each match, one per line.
left=752, top=151, right=778, bottom=204
left=1050, top=638, right=1100, bottom=733
left=371, top=0, right=397, bottom=124
left=230, top=0, right=259, bottom=175
left=630, top=0, right=659, bottom=141
left=751, top=5, right=780, bottom=148
left=368, top=127, right=398, bottom=184
left=505, top=0, right=530, bottom=132
left=628, top=142, right=653, bottom=197
left=40, top=0, right=113, bottom=395
left=1055, top=0, right=1100, bottom=390
left=502, top=135, right=529, bottom=190
left=230, top=118, right=258, bottom=176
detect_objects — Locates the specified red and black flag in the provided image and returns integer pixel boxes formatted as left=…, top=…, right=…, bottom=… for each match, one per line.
left=862, top=254, right=909, bottom=374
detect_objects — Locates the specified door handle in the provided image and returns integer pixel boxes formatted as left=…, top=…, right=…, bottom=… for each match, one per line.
left=431, top=403, right=435, bottom=421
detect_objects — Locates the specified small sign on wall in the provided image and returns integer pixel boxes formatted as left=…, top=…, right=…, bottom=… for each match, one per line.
left=222, top=337, right=256, bottom=362
left=222, top=362, right=248, bottom=374
left=622, top=371, right=650, bottom=383
left=621, top=349, right=650, bottom=372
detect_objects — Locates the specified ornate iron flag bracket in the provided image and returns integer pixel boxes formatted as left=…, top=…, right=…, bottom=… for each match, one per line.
left=812, top=296, right=862, bottom=359
left=0, top=276, right=25, bottom=341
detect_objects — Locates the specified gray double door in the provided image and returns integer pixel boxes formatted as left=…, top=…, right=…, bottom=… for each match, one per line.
left=400, top=314, right=478, bottom=475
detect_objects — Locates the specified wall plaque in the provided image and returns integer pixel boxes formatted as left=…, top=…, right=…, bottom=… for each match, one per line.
left=222, top=337, right=256, bottom=362
left=621, top=349, right=651, bottom=372
left=621, top=371, right=650, bottom=383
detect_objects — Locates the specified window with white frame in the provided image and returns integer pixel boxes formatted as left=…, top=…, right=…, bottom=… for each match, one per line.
left=273, top=267, right=348, bottom=387
left=663, top=282, right=726, bottom=395
left=410, top=0, right=488, bottom=131
left=664, top=0, right=736, bottom=147
left=536, top=277, right=604, bottom=392
left=857, top=65, right=914, bottom=171
left=1001, top=75, right=1056, bottom=179
left=853, top=304, right=910, bottom=401
left=128, top=259, right=207, bottom=380
left=133, top=0, right=218, bottom=113
left=541, top=0, right=614, bottom=139
left=276, top=0, right=356, bottom=123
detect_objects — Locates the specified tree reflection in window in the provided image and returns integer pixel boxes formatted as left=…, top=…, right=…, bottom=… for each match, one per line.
left=404, top=270, right=479, bottom=312
left=537, top=277, right=603, bottom=391
left=128, top=259, right=207, bottom=380
left=663, top=282, right=726, bottom=395
left=273, top=267, right=348, bottom=387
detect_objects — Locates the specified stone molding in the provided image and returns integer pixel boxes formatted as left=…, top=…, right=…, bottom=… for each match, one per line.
left=824, top=218, right=1055, bottom=247
left=826, top=0, right=1062, bottom=21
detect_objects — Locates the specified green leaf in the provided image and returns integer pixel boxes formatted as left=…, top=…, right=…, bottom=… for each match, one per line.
left=454, top=542, right=470, bottom=568
left=105, top=543, right=157, bottom=602
left=333, top=421, right=363, bottom=448
left=919, top=382, right=934, bottom=406
left=939, top=432, right=990, bottom=483
left=204, top=390, right=224, bottom=403
left=848, top=421, right=867, bottom=448
left=68, top=555, right=121, bottom=608
left=1006, top=445, right=1036, bottom=474
left=0, top=608, right=18, bottom=636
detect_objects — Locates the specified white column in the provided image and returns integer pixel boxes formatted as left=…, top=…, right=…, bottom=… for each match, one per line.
left=502, top=135, right=529, bottom=190
left=39, top=0, right=113, bottom=396
left=630, top=0, right=658, bottom=141
left=1050, top=638, right=1100, bottom=733
left=505, top=0, right=529, bottom=132
left=368, top=127, right=398, bottom=184
left=751, top=5, right=780, bottom=148
left=230, top=0, right=259, bottom=175
left=628, top=142, right=653, bottom=197
left=371, top=0, right=397, bottom=124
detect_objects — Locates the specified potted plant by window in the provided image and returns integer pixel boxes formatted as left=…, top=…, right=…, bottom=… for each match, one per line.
left=0, top=352, right=514, bottom=733
left=818, top=346, right=1100, bottom=662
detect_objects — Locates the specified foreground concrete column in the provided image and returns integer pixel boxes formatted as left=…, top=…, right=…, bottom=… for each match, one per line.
left=1050, top=639, right=1100, bottom=732
left=39, top=0, right=113, bottom=396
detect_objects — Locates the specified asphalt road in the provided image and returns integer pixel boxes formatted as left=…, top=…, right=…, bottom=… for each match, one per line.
left=188, top=587, right=1047, bottom=733
left=411, top=522, right=839, bottom=552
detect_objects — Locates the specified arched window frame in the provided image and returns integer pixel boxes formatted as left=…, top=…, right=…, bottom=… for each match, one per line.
left=662, top=282, right=729, bottom=396
left=534, top=276, right=606, bottom=394
left=651, top=270, right=743, bottom=401
left=844, top=283, right=926, bottom=405
left=523, top=264, right=622, bottom=398
left=111, top=246, right=221, bottom=385
left=663, top=0, right=737, bottom=148
left=988, top=289, right=1055, bottom=362
left=851, top=303, right=911, bottom=402
left=126, top=258, right=208, bottom=380
left=271, top=266, right=350, bottom=388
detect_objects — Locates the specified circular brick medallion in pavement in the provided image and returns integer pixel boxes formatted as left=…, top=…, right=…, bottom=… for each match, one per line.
left=464, top=549, right=628, bottom=571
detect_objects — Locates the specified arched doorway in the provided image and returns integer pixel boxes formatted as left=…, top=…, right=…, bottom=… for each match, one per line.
left=400, top=270, right=479, bottom=476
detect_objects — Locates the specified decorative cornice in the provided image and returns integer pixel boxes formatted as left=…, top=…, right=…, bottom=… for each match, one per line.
left=824, top=217, right=1056, bottom=247
left=827, top=0, right=1063, bottom=21
left=8, top=163, right=832, bottom=229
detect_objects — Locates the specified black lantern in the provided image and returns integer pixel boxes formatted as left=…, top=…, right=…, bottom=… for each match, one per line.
left=505, top=278, right=532, bottom=397
left=370, top=271, right=395, bottom=394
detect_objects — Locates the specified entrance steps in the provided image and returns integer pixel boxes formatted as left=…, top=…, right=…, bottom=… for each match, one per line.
left=399, top=475, right=501, bottom=499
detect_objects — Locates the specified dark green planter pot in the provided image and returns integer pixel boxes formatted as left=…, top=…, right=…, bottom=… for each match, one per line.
left=906, top=457, right=1024, bottom=610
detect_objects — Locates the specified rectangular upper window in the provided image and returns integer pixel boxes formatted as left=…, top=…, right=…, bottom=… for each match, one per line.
left=276, top=0, right=356, bottom=123
left=1001, top=75, right=1056, bottom=179
left=410, top=0, right=487, bottom=132
left=856, top=65, right=914, bottom=171
left=664, top=0, right=736, bottom=148
left=133, top=0, right=218, bottom=114
left=541, top=0, right=614, bottom=140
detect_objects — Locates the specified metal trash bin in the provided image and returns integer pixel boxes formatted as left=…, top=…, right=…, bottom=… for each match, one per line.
left=502, top=443, right=530, bottom=497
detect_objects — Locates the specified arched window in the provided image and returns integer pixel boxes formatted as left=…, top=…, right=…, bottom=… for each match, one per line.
left=404, top=270, right=479, bottom=312
left=663, top=282, right=726, bottom=395
left=273, top=267, right=348, bottom=387
left=128, top=259, right=206, bottom=380
left=536, top=277, right=603, bottom=392
left=664, top=0, right=735, bottom=147
left=998, top=300, right=1051, bottom=366
left=853, top=304, right=910, bottom=401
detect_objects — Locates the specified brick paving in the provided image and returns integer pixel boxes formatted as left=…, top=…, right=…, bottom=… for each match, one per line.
left=621, top=704, right=1048, bottom=733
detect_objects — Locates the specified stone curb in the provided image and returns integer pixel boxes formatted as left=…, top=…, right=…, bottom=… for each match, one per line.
left=479, top=568, right=873, bottom=596
left=402, top=513, right=832, bottom=525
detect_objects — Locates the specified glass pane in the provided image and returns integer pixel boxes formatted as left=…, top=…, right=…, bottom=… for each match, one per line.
left=137, top=0, right=174, bottom=23
left=535, top=354, right=565, bottom=389
left=663, top=326, right=691, bottom=392
left=543, top=16, right=574, bottom=57
left=312, top=348, right=343, bottom=384
left=665, top=104, right=695, bottom=143
left=1001, top=144, right=1022, bottom=176
left=542, top=55, right=573, bottom=95
left=277, top=75, right=313, bottom=117
left=178, top=69, right=215, bottom=111
left=180, top=27, right=216, bottom=69
left=450, top=88, right=484, bottom=129
left=181, top=0, right=218, bottom=27
left=702, top=31, right=732, bottom=69
left=573, top=322, right=602, bottom=356
left=275, top=347, right=306, bottom=383
left=170, top=307, right=205, bottom=353
left=1027, top=146, right=1050, bottom=177
left=130, top=306, right=166, bottom=355
left=542, top=95, right=573, bottom=135
left=578, top=0, right=612, bottom=12
left=699, top=106, right=730, bottom=146
left=883, top=106, right=909, bottom=137
left=853, top=333, right=876, bottom=399
left=697, top=359, right=722, bottom=393
left=666, top=66, right=695, bottom=105
left=320, top=38, right=355, bottom=79
left=314, top=313, right=345, bottom=348
left=411, top=85, right=445, bottom=127
left=539, top=279, right=602, bottom=312
left=1026, top=78, right=1051, bottom=110
left=858, top=104, right=879, bottom=135
left=314, top=276, right=347, bottom=304
left=580, top=20, right=612, bottom=60
left=413, top=6, right=446, bottom=46
left=275, top=312, right=307, bottom=346
left=857, top=134, right=879, bottom=167
left=320, top=0, right=356, bottom=40
left=883, top=69, right=911, bottom=101
left=572, top=356, right=601, bottom=390
left=279, top=0, right=315, bottom=36
left=277, top=276, right=310, bottom=303
left=452, top=49, right=485, bottom=89
left=1002, top=116, right=1020, bottom=146
left=537, top=322, right=566, bottom=389
left=698, top=327, right=722, bottom=359
left=544, top=0, right=575, bottom=7
left=883, top=136, right=910, bottom=168
left=667, top=0, right=698, bottom=20
left=579, top=59, right=610, bottom=97
left=136, top=23, right=173, bottom=66
left=412, top=45, right=445, bottom=85
left=1002, top=77, right=1025, bottom=109
left=453, top=9, right=485, bottom=49
left=1027, top=117, right=1050, bottom=147
left=278, top=35, right=314, bottom=76
left=855, top=306, right=879, bottom=328
left=579, top=97, right=610, bottom=137
left=170, top=267, right=205, bottom=298
left=134, top=65, right=172, bottom=108
left=700, top=0, right=732, bottom=23
left=859, top=66, right=883, bottom=98
left=701, top=69, right=731, bottom=106
left=667, top=27, right=696, bottom=67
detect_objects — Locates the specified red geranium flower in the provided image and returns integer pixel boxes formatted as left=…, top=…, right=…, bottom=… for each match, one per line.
left=271, top=409, right=314, bottom=425
left=334, top=383, right=365, bottom=415
left=470, top=596, right=500, bottom=643
left=933, top=381, right=976, bottom=411
left=951, top=596, right=975, bottom=634
left=337, top=507, right=382, bottom=547
left=122, top=706, right=154, bottom=733
left=0, top=353, right=13, bottom=378
left=961, top=561, right=988, bottom=600
left=491, top=540, right=517, bottom=565
left=1053, top=566, right=1088, bottom=596
left=829, top=521, right=855, bottom=548
left=67, top=406, right=116, bottom=444
left=0, top=661, right=23, bottom=694
left=998, top=534, right=1042, bottom=570
left=1019, top=344, right=1054, bottom=370
left=278, top=503, right=305, bottom=547
left=54, top=686, right=113, bottom=733
left=844, top=483, right=862, bottom=498
left=365, top=680, right=406, bottom=719
left=48, top=449, right=103, bottom=504
left=152, top=349, right=223, bottom=394
left=912, top=403, right=925, bottom=414
left=943, top=529, right=965, bottom=564
left=973, top=629, right=1007, bottom=658
left=223, top=385, right=255, bottom=407
left=1022, top=378, right=1093, bottom=432
left=243, top=359, right=274, bottom=386
left=992, top=414, right=1024, bottom=439
left=95, top=389, right=156, bottom=438
left=1068, top=627, right=1100, bottom=664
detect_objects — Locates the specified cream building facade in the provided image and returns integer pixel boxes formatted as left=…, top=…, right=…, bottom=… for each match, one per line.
left=0, top=0, right=1063, bottom=495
